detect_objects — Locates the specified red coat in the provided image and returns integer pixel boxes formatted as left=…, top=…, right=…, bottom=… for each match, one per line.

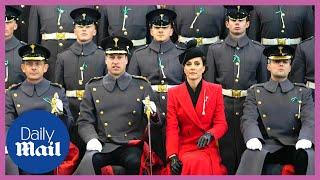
left=166, top=80, right=227, bottom=175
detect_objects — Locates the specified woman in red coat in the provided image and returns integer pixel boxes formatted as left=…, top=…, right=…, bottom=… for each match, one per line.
left=166, top=40, right=228, bottom=175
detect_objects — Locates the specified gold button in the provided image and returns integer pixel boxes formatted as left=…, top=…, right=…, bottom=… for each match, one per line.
left=162, top=112, right=166, bottom=116
left=78, top=112, right=81, bottom=115
left=93, top=88, right=97, bottom=92
left=262, top=114, right=267, bottom=118
left=107, top=134, right=111, bottom=137
left=21, top=20, right=25, bottom=24
left=256, top=89, right=260, bottom=93
left=124, top=31, right=128, bottom=36
left=13, top=93, right=18, bottom=97
left=267, top=127, right=271, bottom=131
left=59, top=26, right=63, bottom=30
left=128, top=121, right=132, bottom=126
left=196, top=29, right=199, bottom=32
left=78, top=97, right=82, bottom=101
left=132, top=110, right=136, bottom=114
left=137, top=98, right=140, bottom=102
left=235, top=79, right=239, bottom=82
left=100, top=111, right=104, bottom=115
left=235, top=112, right=239, bottom=115
left=17, top=104, right=21, bottom=108
left=295, top=114, right=299, bottom=117
left=124, top=133, right=127, bottom=137
left=292, top=127, right=295, bottom=130
left=104, top=123, right=108, bottom=126
left=299, top=88, right=302, bottom=92
left=258, top=101, right=262, bottom=105
left=140, top=86, right=144, bottom=90
left=21, top=5, right=25, bottom=8
left=161, top=80, right=165, bottom=84
left=95, top=6, right=99, bottom=9
left=161, top=96, right=165, bottom=100
left=281, top=30, right=285, bottom=33
left=96, top=99, right=100, bottom=103
left=59, top=42, right=64, bottom=47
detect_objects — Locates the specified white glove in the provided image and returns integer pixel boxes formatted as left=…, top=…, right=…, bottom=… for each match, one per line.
left=246, top=138, right=262, bottom=151
left=86, top=138, right=102, bottom=152
left=5, top=146, right=8, bottom=155
left=56, top=98, right=64, bottom=114
left=142, top=100, right=157, bottom=114
left=295, top=139, right=312, bottom=150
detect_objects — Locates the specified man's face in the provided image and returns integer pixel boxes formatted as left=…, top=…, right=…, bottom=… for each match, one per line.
left=225, top=17, right=250, bottom=36
left=267, top=59, right=291, bottom=80
left=5, top=20, right=17, bottom=40
left=74, top=24, right=96, bottom=43
left=21, top=60, right=48, bottom=83
left=150, top=24, right=173, bottom=42
left=105, top=54, right=128, bottom=77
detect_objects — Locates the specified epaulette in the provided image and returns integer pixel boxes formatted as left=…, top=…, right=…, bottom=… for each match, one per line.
left=97, top=46, right=104, bottom=50
left=294, top=83, right=307, bottom=88
left=175, top=44, right=186, bottom=50
left=300, top=36, right=314, bottom=44
left=88, top=76, right=103, bottom=84
left=251, top=40, right=264, bottom=48
left=210, top=39, right=224, bottom=47
left=50, top=82, right=63, bottom=88
left=20, top=41, right=27, bottom=45
left=8, top=82, right=22, bottom=90
left=249, top=83, right=264, bottom=89
left=134, top=44, right=149, bottom=52
left=132, top=75, right=150, bottom=83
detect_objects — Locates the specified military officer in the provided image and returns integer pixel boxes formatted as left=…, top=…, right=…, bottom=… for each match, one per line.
left=28, top=5, right=91, bottom=81
left=237, top=45, right=314, bottom=175
left=74, top=36, right=160, bottom=175
left=204, top=6, right=268, bottom=174
left=55, top=7, right=106, bottom=159
left=171, top=5, right=226, bottom=54
left=248, top=5, right=314, bottom=47
left=5, top=43, right=73, bottom=175
left=12, top=5, right=30, bottom=43
left=127, top=8, right=185, bottom=163
left=96, top=5, right=156, bottom=53
left=289, top=36, right=314, bottom=100
left=5, top=6, right=26, bottom=90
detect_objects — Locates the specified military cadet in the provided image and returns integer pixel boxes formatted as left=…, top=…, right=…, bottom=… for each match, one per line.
left=28, top=5, right=91, bottom=81
left=97, top=5, right=156, bottom=52
left=172, top=5, right=226, bottom=54
left=12, top=5, right=30, bottom=43
left=127, top=9, right=185, bottom=163
left=54, top=7, right=106, bottom=159
left=5, top=43, right=73, bottom=175
left=5, top=6, right=26, bottom=90
left=237, top=45, right=314, bottom=175
left=204, top=6, right=268, bottom=174
left=289, top=36, right=314, bottom=100
left=74, top=36, right=160, bottom=175
left=248, top=5, right=314, bottom=47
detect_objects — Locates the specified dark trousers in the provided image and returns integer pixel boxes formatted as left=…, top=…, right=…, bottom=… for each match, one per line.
left=264, top=146, right=308, bottom=175
left=92, top=145, right=142, bottom=175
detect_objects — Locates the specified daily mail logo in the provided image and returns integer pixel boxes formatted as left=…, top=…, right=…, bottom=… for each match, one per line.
left=6, top=110, right=69, bottom=174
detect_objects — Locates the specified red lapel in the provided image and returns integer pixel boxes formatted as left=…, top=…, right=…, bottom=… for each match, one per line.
left=176, top=82, right=205, bottom=130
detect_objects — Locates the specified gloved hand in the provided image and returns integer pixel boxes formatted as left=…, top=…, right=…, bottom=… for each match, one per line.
left=197, top=132, right=213, bottom=148
left=5, top=146, right=8, bottom=155
left=56, top=98, right=64, bottom=115
left=295, top=139, right=312, bottom=150
left=170, top=155, right=182, bottom=175
left=142, top=99, right=157, bottom=114
left=246, top=138, right=262, bottom=151
left=86, top=138, right=102, bottom=152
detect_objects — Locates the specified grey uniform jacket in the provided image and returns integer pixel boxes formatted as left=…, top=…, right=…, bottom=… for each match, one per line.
left=237, top=79, right=314, bottom=174
left=5, top=36, right=26, bottom=89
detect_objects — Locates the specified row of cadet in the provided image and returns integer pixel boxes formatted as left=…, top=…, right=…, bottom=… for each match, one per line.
left=5, top=5, right=314, bottom=175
